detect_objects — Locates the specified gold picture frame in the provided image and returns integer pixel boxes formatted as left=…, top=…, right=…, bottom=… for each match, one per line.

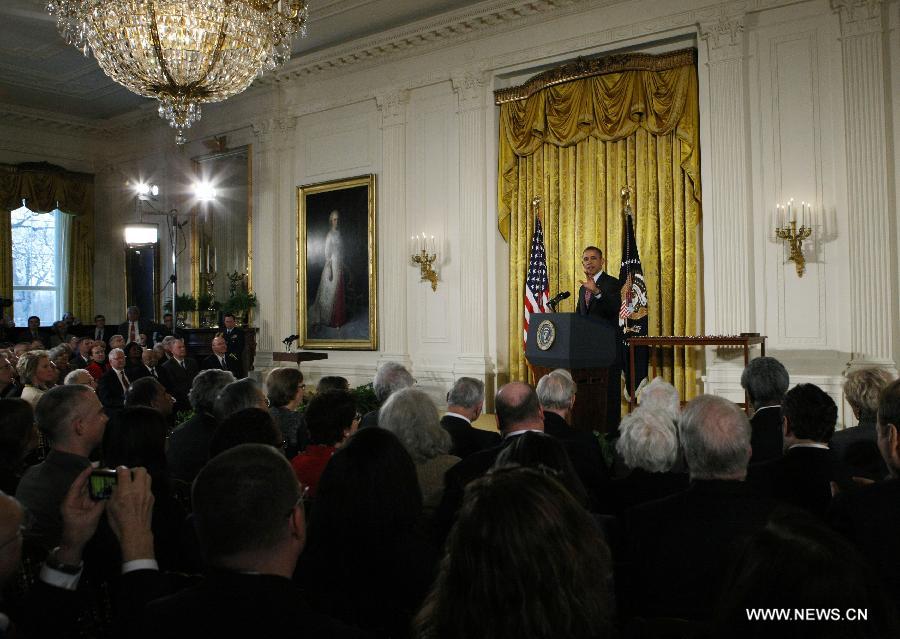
left=297, top=174, right=377, bottom=350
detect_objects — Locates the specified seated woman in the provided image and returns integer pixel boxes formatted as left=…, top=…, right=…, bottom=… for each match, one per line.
left=266, top=367, right=308, bottom=458
left=85, top=344, right=110, bottom=381
left=613, top=381, right=688, bottom=517
left=47, top=344, right=72, bottom=382
left=414, top=466, right=614, bottom=639
left=123, top=341, right=143, bottom=371
left=379, top=387, right=459, bottom=514
left=17, top=350, right=57, bottom=407
left=289, top=389, right=356, bottom=497
left=832, top=367, right=894, bottom=482
left=298, top=427, right=436, bottom=639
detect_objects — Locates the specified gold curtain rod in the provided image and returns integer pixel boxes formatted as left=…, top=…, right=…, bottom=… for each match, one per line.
left=494, top=48, right=696, bottom=105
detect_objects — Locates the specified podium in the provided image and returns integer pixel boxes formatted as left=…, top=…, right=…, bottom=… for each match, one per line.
left=525, top=313, right=617, bottom=434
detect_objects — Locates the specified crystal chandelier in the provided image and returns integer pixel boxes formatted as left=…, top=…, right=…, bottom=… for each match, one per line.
left=47, top=1, right=309, bottom=144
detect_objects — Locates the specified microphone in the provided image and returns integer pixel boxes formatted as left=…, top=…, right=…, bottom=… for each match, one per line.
left=547, top=290, right=571, bottom=311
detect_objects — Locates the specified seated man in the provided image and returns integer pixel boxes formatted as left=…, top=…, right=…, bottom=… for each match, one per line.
left=143, top=444, right=365, bottom=637
left=740, top=356, right=789, bottom=465
left=623, top=395, right=777, bottom=620
left=125, top=377, right=174, bottom=420
left=440, top=376, right=499, bottom=459
left=128, top=348, right=165, bottom=384
left=536, top=369, right=604, bottom=467
left=160, top=338, right=199, bottom=413
left=749, top=383, right=838, bottom=518
left=359, top=361, right=414, bottom=429
left=15, top=385, right=108, bottom=552
left=97, top=347, right=131, bottom=414
left=201, top=335, right=244, bottom=378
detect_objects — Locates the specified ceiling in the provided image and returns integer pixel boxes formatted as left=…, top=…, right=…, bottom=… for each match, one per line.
left=0, top=0, right=486, bottom=121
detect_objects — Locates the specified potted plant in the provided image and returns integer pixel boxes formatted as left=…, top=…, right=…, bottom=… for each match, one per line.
left=223, top=290, right=258, bottom=326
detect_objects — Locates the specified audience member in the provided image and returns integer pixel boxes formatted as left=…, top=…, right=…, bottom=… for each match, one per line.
left=64, top=368, right=96, bottom=389
left=623, top=394, right=776, bottom=620
left=298, top=427, right=434, bottom=639
left=0, top=354, right=20, bottom=398
left=360, top=361, right=414, bottom=429
left=494, top=431, right=590, bottom=508
left=220, top=313, right=245, bottom=361
left=749, top=383, right=837, bottom=518
left=91, top=314, right=112, bottom=342
left=209, top=408, right=283, bottom=458
left=85, top=343, right=110, bottom=381
left=440, top=376, right=499, bottom=458
left=380, top=387, right=460, bottom=513
left=0, top=399, right=38, bottom=494
left=48, top=344, right=72, bottom=381
left=317, top=375, right=349, bottom=392
left=713, top=510, right=899, bottom=638
left=16, top=384, right=108, bottom=552
left=128, top=348, right=164, bottom=384
left=613, top=397, right=688, bottom=516
left=830, top=378, right=900, bottom=597
left=160, top=338, right=199, bottom=413
left=108, top=334, right=126, bottom=351
left=215, top=377, right=267, bottom=422
left=124, top=341, right=143, bottom=369
left=831, top=367, right=894, bottom=481
left=266, top=367, right=308, bottom=458
left=118, top=306, right=152, bottom=346
left=23, top=315, right=47, bottom=347
left=124, top=377, right=174, bottom=419
left=166, top=369, right=234, bottom=483
left=70, top=337, right=93, bottom=369
left=201, top=335, right=244, bottom=378
left=536, top=369, right=604, bottom=468
left=415, top=467, right=613, bottom=639
left=97, top=347, right=131, bottom=414
left=143, top=444, right=365, bottom=638
left=740, top=356, right=789, bottom=465
left=636, top=375, right=681, bottom=417
left=17, top=350, right=56, bottom=407
left=48, top=320, right=72, bottom=348
left=290, top=389, right=357, bottom=497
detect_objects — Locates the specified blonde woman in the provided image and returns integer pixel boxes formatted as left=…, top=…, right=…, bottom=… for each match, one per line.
left=18, top=350, right=57, bottom=407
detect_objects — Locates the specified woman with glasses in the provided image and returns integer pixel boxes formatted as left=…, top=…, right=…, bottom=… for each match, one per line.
left=266, top=367, right=309, bottom=458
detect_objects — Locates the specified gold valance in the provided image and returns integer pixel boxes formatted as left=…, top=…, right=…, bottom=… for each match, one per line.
left=497, top=49, right=700, bottom=239
left=0, top=162, right=94, bottom=216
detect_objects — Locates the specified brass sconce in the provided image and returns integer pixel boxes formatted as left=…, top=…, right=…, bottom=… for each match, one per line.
left=411, top=232, right=438, bottom=291
left=775, top=199, right=813, bottom=277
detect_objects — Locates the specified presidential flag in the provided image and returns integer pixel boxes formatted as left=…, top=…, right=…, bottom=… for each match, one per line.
left=523, top=217, right=550, bottom=346
left=618, top=210, right=649, bottom=398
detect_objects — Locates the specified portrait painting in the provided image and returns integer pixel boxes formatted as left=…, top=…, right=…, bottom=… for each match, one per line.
left=297, top=175, right=377, bottom=350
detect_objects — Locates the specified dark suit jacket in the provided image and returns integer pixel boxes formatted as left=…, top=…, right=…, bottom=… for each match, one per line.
left=748, top=405, right=783, bottom=465
left=161, top=357, right=200, bottom=411
left=543, top=411, right=604, bottom=466
left=70, top=353, right=91, bottom=369
left=611, top=467, right=689, bottom=518
left=576, top=271, right=621, bottom=323
left=748, top=445, right=834, bottom=518
left=127, top=364, right=164, bottom=383
left=622, top=479, right=778, bottom=620
left=440, top=414, right=500, bottom=459
left=830, top=478, right=900, bottom=597
left=143, top=570, right=367, bottom=639
left=117, top=319, right=154, bottom=343
left=89, top=326, right=115, bottom=342
left=166, top=411, right=219, bottom=483
left=201, top=353, right=244, bottom=379
left=97, top=368, right=130, bottom=411
left=829, top=417, right=888, bottom=482
left=222, top=327, right=245, bottom=357
left=16, top=327, right=49, bottom=347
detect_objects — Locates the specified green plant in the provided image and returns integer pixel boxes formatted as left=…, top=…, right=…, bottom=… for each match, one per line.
left=223, top=290, right=258, bottom=314
left=196, top=292, right=222, bottom=311
left=350, top=383, right=379, bottom=414
left=164, top=293, right=196, bottom=313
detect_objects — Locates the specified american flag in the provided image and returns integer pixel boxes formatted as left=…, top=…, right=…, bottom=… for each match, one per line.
left=523, top=217, right=550, bottom=345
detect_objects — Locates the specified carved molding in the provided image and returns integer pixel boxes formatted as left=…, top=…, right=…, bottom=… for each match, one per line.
left=831, top=0, right=884, bottom=37
left=375, top=89, right=411, bottom=127
left=699, top=14, right=746, bottom=63
left=451, top=68, right=488, bottom=111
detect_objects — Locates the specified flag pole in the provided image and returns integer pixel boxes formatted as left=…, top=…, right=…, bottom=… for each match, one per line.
left=531, top=196, right=542, bottom=225
left=621, top=186, right=633, bottom=335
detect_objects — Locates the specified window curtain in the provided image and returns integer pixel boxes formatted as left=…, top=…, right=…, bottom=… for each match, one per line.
left=496, top=49, right=702, bottom=399
left=0, top=162, right=95, bottom=322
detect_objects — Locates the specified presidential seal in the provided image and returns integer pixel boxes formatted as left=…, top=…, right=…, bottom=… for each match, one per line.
left=536, top=319, right=556, bottom=351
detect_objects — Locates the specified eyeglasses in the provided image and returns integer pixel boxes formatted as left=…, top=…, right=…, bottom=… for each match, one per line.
left=286, top=485, right=310, bottom=518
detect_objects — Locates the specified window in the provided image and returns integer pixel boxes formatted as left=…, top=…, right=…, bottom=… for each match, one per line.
left=11, top=205, right=66, bottom=327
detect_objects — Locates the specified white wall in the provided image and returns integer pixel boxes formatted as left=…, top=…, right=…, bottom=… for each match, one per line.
left=3, top=0, right=897, bottom=419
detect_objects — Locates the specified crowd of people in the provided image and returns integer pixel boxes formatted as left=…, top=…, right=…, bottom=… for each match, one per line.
left=1, top=332, right=899, bottom=637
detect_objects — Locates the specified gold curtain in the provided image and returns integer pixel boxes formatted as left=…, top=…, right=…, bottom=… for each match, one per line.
left=497, top=50, right=702, bottom=399
left=0, top=163, right=95, bottom=321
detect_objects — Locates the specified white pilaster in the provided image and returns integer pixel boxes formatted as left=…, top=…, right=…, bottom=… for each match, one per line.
left=375, top=89, right=411, bottom=368
left=832, top=0, right=896, bottom=370
left=451, top=69, right=494, bottom=382
left=699, top=14, right=753, bottom=338
left=250, top=118, right=280, bottom=353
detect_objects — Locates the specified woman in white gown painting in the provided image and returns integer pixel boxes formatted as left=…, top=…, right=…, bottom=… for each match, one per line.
left=309, top=210, right=347, bottom=329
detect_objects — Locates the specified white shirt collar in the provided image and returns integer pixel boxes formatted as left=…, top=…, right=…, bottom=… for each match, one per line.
left=592, top=270, right=604, bottom=284
left=444, top=411, right=471, bottom=425
left=788, top=442, right=829, bottom=451
left=503, top=427, right=543, bottom=439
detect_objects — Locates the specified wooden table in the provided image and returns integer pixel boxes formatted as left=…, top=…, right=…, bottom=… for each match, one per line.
left=627, top=334, right=766, bottom=413
left=272, top=352, right=328, bottom=365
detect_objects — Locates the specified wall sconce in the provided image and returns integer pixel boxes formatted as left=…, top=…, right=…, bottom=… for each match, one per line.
left=775, top=198, right=813, bottom=277
left=410, top=232, right=438, bottom=291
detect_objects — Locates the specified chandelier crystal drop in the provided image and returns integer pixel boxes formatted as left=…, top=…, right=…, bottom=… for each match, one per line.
left=47, top=0, right=309, bottom=144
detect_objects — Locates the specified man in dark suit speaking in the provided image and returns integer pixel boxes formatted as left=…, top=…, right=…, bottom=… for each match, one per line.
left=576, top=246, right=622, bottom=431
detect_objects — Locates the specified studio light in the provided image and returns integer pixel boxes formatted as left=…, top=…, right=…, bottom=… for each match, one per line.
left=124, top=223, right=159, bottom=246
left=193, top=182, right=218, bottom=202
